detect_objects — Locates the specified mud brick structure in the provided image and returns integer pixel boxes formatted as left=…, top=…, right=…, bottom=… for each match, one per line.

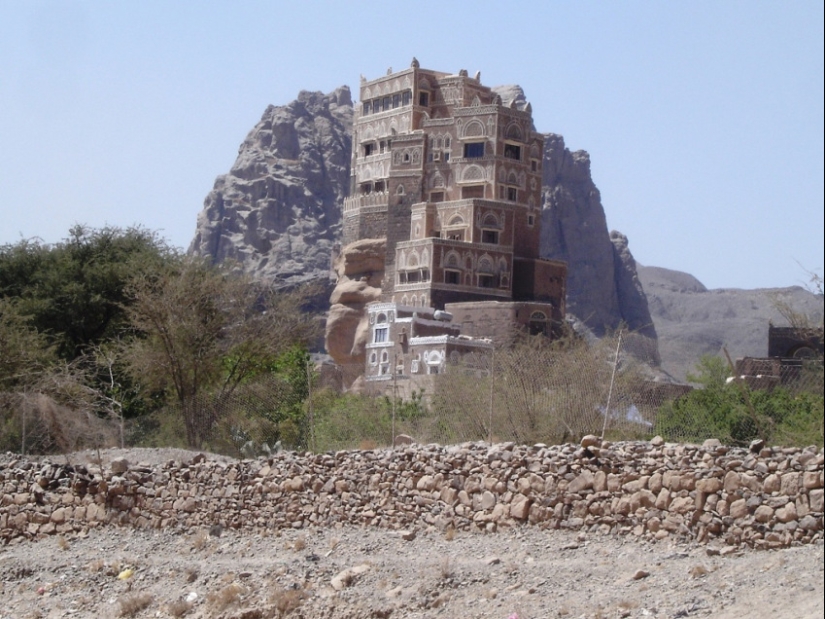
left=338, top=59, right=567, bottom=393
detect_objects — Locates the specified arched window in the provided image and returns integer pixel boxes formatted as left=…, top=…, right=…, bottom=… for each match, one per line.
left=463, top=120, right=485, bottom=138
left=373, top=312, right=389, bottom=343
left=481, top=214, right=499, bottom=244
left=478, top=257, right=496, bottom=288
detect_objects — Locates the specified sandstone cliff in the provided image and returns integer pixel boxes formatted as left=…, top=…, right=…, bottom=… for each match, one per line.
left=189, top=87, right=352, bottom=284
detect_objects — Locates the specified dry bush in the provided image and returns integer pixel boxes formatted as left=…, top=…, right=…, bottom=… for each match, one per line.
left=57, top=535, right=69, bottom=551
left=443, top=527, right=456, bottom=541
left=191, top=529, right=209, bottom=550
left=428, top=333, right=639, bottom=446
left=16, top=386, right=118, bottom=456
left=118, top=591, right=153, bottom=617
left=270, top=586, right=308, bottom=617
left=167, top=599, right=192, bottom=617
left=618, top=599, right=640, bottom=610
left=292, top=534, right=307, bottom=551
left=690, top=564, right=710, bottom=578
left=439, top=556, right=453, bottom=580
left=208, top=582, right=246, bottom=611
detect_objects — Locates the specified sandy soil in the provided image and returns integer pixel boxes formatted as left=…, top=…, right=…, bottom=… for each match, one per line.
left=1, top=448, right=822, bottom=619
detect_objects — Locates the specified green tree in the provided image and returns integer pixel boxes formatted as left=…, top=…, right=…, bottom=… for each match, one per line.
left=0, top=225, right=176, bottom=360
left=121, top=258, right=319, bottom=448
left=686, top=355, right=729, bottom=389
left=655, top=355, right=824, bottom=447
left=0, top=299, right=56, bottom=391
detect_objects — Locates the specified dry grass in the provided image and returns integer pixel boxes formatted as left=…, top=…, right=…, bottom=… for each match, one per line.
left=185, top=567, right=199, bottom=583
left=270, top=586, right=308, bottom=617
left=292, top=534, right=307, bottom=551
left=618, top=599, right=640, bottom=610
left=57, top=535, right=69, bottom=551
left=118, top=591, right=153, bottom=617
left=219, top=572, right=236, bottom=584
left=329, top=537, right=341, bottom=551
left=87, top=559, right=105, bottom=573
left=191, top=529, right=209, bottom=551
left=359, top=439, right=378, bottom=450
left=167, top=599, right=192, bottom=617
left=443, top=527, right=456, bottom=541
left=439, top=556, right=453, bottom=580
left=208, top=582, right=246, bottom=611
left=690, top=564, right=710, bottom=578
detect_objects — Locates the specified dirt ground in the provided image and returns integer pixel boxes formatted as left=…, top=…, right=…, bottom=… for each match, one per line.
left=1, top=448, right=822, bottom=619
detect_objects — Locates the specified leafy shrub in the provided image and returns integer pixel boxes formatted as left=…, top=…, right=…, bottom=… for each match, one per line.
left=655, top=359, right=824, bottom=448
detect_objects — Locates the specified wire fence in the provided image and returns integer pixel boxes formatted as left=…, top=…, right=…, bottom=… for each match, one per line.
left=348, top=331, right=686, bottom=450
left=4, top=331, right=822, bottom=456
left=307, top=334, right=821, bottom=452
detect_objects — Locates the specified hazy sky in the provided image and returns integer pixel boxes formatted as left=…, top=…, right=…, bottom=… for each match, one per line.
left=1, top=1, right=822, bottom=290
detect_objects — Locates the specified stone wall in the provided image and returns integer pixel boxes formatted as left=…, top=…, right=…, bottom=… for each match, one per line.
left=1, top=440, right=822, bottom=549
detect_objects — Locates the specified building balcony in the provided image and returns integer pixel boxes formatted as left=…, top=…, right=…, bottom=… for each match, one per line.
left=343, top=192, right=390, bottom=214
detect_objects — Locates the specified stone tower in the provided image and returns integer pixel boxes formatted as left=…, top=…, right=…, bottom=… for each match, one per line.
left=331, top=60, right=567, bottom=393
left=344, top=59, right=566, bottom=325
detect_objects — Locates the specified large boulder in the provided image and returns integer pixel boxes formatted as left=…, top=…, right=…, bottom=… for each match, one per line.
left=325, top=238, right=386, bottom=388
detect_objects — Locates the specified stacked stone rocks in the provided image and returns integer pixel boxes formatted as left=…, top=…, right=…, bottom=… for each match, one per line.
left=1, top=440, right=822, bottom=548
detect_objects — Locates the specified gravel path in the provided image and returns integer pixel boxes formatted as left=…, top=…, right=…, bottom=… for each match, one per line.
left=1, top=521, right=821, bottom=619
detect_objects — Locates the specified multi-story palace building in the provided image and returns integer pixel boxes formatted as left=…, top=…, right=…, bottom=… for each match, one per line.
left=341, top=59, right=567, bottom=393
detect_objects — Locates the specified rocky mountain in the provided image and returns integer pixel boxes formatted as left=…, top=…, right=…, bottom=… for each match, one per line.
left=190, top=86, right=656, bottom=354
left=189, top=87, right=352, bottom=283
left=639, top=265, right=824, bottom=380
left=540, top=133, right=659, bottom=363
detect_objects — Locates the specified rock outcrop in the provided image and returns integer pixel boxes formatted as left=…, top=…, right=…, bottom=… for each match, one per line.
left=190, top=86, right=658, bottom=359
left=189, top=87, right=353, bottom=284
left=541, top=134, right=658, bottom=352
left=324, top=238, right=386, bottom=388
